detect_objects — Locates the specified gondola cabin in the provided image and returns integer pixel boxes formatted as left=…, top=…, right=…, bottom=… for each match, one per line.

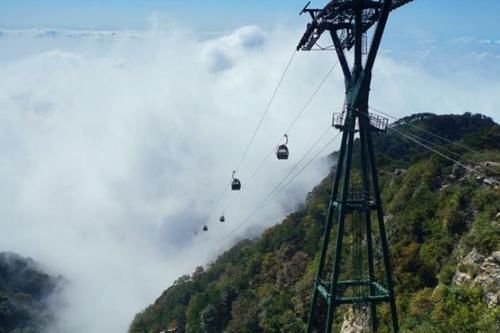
left=276, top=145, right=289, bottom=160
left=231, top=179, right=241, bottom=191
left=276, top=134, right=289, bottom=160
left=203, top=225, right=208, bottom=232
left=219, top=215, right=225, bottom=222
left=231, top=170, right=241, bottom=191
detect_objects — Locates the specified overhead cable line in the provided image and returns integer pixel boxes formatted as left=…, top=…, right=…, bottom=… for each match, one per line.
left=390, top=126, right=499, bottom=184
left=217, top=60, right=340, bottom=218
left=383, top=117, right=474, bottom=161
left=283, top=61, right=339, bottom=134
left=273, top=131, right=342, bottom=201
left=234, top=50, right=297, bottom=173
left=198, top=180, right=231, bottom=231
left=368, top=107, right=500, bottom=176
left=355, top=108, right=500, bottom=184
left=222, top=129, right=340, bottom=241
left=370, top=107, right=499, bottom=168
left=217, top=126, right=331, bottom=228
left=220, top=127, right=341, bottom=241
left=198, top=50, right=297, bottom=231
left=353, top=108, right=499, bottom=181
left=370, top=106, right=483, bottom=155
left=247, top=60, right=339, bottom=186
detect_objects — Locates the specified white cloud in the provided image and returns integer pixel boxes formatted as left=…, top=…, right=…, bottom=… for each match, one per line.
left=448, top=36, right=475, bottom=44
left=479, top=38, right=493, bottom=44
left=0, top=24, right=339, bottom=333
left=448, top=36, right=500, bottom=47
left=372, top=57, right=500, bottom=121
left=0, top=29, right=146, bottom=40
left=0, top=22, right=499, bottom=333
left=201, top=26, right=266, bottom=72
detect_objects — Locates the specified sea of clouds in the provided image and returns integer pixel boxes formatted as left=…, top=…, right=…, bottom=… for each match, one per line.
left=0, top=19, right=499, bottom=333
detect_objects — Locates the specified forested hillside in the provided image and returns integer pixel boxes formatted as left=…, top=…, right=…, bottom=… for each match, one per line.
left=0, top=252, right=61, bottom=333
left=130, top=113, right=500, bottom=333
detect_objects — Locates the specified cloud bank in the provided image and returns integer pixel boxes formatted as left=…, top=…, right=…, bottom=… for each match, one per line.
left=0, top=22, right=499, bottom=333
left=0, top=24, right=340, bottom=333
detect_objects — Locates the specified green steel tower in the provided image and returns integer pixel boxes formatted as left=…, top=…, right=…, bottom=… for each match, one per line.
left=297, top=1, right=413, bottom=332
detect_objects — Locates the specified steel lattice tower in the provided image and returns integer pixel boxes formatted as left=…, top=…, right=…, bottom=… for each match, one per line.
left=297, top=1, right=413, bottom=332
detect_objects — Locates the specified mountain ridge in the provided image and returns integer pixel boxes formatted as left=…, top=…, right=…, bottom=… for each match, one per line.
left=130, top=112, right=500, bottom=333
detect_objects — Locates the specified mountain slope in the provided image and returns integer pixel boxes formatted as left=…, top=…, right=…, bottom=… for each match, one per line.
left=130, top=113, right=500, bottom=333
left=0, top=252, right=61, bottom=333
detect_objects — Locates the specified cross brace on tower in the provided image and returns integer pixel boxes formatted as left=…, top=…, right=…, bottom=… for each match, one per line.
left=296, top=1, right=413, bottom=332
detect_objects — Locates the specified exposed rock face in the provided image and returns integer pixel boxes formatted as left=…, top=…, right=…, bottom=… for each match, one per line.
left=340, top=306, right=370, bottom=333
left=453, top=248, right=500, bottom=307
left=393, top=169, right=407, bottom=176
left=452, top=163, right=466, bottom=178
left=440, top=162, right=499, bottom=189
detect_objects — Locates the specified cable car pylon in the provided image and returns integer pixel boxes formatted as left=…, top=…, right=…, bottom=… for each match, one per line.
left=297, top=1, right=413, bottom=332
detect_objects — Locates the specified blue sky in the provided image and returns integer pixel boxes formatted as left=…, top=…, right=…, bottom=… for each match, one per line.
left=1, top=0, right=500, bottom=38
left=2, top=1, right=500, bottom=82
left=1, top=1, right=499, bottom=78
left=2, top=0, right=305, bottom=29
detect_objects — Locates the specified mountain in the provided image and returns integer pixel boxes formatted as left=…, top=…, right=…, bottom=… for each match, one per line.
left=0, top=252, right=61, bottom=333
left=129, top=113, right=500, bottom=333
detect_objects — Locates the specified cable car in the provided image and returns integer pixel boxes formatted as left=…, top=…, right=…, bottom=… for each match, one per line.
left=231, top=170, right=241, bottom=191
left=219, top=214, right=225, bottom=222
left=203, top=225, right=208, bottom=232
left=276, top=134, right=289, bottom=160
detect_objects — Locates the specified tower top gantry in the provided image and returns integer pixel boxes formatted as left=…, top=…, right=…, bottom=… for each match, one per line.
left=297, top=0, right=413, bottom=52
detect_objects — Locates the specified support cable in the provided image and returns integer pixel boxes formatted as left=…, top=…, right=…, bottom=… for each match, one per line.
left=370, top=106, right=484, bottom=154
left=283, top=61, right=339, bottom=135
left=390, top=127, right=499, bottom=184
left=220, top=129, right=342, bottom=241
left=390, top=126, right=500, bottom=178
left=369, top=106, right=500, bottom=176
left=245, top=60, right=339, bottom=187
left=197, top=50, right=297, bottom=231
left=356, top=107, right=499, bottom=177
left=197, top=180, right=231, bottom=232
left=276, top=131, right=342, bottom=199
left=351, top=107, right=499, bottom=183
left=348, top=108, right=500, bottom=184
left=223, top=126, right=332, bottom=231
left=234, top=50, right=297, bottom=173
left=218, top=61, right=340, bottom=215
